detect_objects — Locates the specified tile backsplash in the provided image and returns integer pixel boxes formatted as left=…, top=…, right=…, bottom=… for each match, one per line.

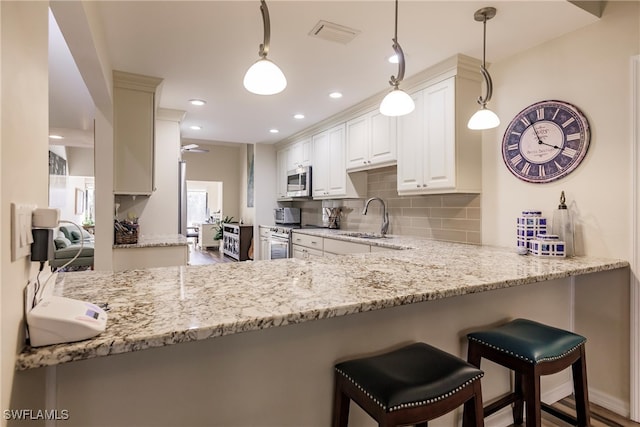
left=288, top=166, right=481, bottom=245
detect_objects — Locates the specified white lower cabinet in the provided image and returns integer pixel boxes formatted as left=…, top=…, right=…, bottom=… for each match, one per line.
left=259, top=226, right=271, bottom=260
left=323, top=238, right=370, bottom=255
left=292, top=245, right=324, bottom=260
left=397, top=75, right=481, bottom=195
left=291, top=232, right=398, bottom=259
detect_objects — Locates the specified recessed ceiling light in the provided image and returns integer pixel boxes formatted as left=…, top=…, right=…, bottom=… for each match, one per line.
left=49, top=134, right=64, bottom=140
left=269, top=129, right=280, bottom=134
left=293, top=114, right=305, bottom=119
left=189, top=99, right=206, bottom=106
left=190, top=125, right=202, bottom=130
left=329, top=92, right=343, bottom=99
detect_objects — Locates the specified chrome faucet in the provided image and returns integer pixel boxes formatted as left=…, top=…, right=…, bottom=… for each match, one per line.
left=362, top=197, right=389, bottom=236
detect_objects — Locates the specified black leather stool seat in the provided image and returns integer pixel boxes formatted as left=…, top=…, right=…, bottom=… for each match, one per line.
left=332, top=342, right=485, bottom=426
left=467, top=318, right=586, bottom=364
left=466, top=319, right=590, bottom=427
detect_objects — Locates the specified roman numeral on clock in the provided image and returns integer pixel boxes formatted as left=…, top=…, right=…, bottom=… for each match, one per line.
left=510, top=154, right=523, bottom=166
left=562, top=147, right=578, bottom=158
left=562, top=117, right=576, bottom=128
left=566, top=133, right=581, bottom=141
left=521, top=162, right=531, bottom=175
left=507, top=143, right=519, bottom=151
left=520, top=116, right=531, bottom=127
left=538, top=165, right=545, bottom=177
left=536, top=108, right=544, bottom=121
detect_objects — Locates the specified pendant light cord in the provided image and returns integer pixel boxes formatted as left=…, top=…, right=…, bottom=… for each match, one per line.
left=258, top=0, right=270, bottom=58
left=389, top=0, right=406, bottom=88
left=477, top=9, right=493, bottom=107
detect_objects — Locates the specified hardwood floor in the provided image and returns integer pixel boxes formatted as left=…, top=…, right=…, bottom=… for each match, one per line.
left=510, top=396, right=640, bottom=427
left=188, top=242, right=235, bottom=265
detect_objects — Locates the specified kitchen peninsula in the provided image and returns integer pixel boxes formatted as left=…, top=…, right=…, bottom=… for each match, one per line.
left=17, top=234, right=629, bottom=426
left=112, top=234, right=188, bottom=271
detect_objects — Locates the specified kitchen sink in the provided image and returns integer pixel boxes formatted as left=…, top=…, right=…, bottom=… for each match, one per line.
left=339, top=231, right=387, bottom=239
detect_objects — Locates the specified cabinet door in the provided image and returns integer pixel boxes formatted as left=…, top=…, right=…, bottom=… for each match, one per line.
left=260, top=237, right=270, bottom=260
left=312, top=131, right=330, bottom=197
left=397, top=90, right=425, bottom=193
left=369, top=110, right=397, bottom=166
left=346, top=115, right=369, bottom=170
left=327, top=124, right=347, bottom=196
left=114, top=87, right=156, bottom=195
left=276, top=148, right=289, bottom=199
left=300, top=138, right=313, bottom=167
left=423, top=78, right=455, bottom=190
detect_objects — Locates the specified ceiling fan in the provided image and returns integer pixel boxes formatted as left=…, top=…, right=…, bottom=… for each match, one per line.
left=181, top=143, right=209, bottom=153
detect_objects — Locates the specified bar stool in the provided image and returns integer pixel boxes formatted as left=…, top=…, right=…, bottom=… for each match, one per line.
left=332, top=342, right=485, bottom=427
left=466, top=318, right=590, bottom=427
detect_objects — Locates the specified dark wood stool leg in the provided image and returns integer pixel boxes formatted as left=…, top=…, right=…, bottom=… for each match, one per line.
left=462, top=380, right=484, bottom=427
left=523, top=367, right=542, bottom=427
left=332, top=375, right=350, bottom=427
left=513, top=372, right=524, bottom=425
left=467, top=341, right=482, bottom=368
left=572, top=346, right=591, bottom=427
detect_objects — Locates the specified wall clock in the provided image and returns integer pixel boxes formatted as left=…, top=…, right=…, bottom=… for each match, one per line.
left=501, top=100, right=590, bottom=183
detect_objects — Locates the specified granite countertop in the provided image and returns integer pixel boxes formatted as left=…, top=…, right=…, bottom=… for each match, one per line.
left=17, top=234, right=628, bottom=370
left=112, top=234, right=188, bottom=249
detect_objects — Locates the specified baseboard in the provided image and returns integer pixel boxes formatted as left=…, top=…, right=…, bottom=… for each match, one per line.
left=484, top=381, right=573, bottom=427
left=589, top=387, right=630, bottom=418
left=483, top=381, right=631, bottom=426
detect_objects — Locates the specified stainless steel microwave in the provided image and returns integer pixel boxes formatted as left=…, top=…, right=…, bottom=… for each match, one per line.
left=286, top=166, right=312, bottom=198
left=274, top=207, right=301, bottom=225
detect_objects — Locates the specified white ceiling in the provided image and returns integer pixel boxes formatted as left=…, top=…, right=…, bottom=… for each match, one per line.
left=48, top=1, right=599, bottom=147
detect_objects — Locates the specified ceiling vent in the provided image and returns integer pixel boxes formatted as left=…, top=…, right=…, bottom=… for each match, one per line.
left=308, top=20, right=361, bottom=44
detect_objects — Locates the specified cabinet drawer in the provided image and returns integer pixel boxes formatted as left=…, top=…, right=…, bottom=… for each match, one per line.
left=292, top=244, right=323, bottom=259
left=291, top=233, right=324, bottom=250
left=324, top=238, right=370, bottom=255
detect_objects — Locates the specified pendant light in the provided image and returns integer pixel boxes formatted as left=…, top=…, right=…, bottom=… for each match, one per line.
left=243, top=0, right=287, bottom=95
left=467, top=7, right=500, bottom=130
left=379, top=0, right=414, bottom=117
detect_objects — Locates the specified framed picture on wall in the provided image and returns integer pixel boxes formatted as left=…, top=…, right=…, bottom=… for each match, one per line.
left=75, top=188, right=84, bottom=215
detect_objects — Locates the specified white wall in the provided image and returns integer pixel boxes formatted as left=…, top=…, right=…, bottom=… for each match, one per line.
left=66, top=146, right=94, bottom=176
left=1, top=1, right=49, bottom=419
left=182, top=141, right=241, bottom=223
left=483, top=1, right=638, bottom=259
left=254, top=143, right=277, bottom=259
left=481, top=1, right=638, bottom=411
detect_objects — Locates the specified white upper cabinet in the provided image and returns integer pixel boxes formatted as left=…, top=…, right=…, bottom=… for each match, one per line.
left=346, top=110, right=396, bottom=172
left=113, top=71, right=163, bottom=195
left=313, top=123, right=367, bottom=199
left=397, top=74, right=481, bottom=195
left=288, top=138, right=312, bottom=171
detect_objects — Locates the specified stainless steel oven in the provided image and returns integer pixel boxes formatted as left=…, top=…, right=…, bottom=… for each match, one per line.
left=269, top=226, right=292, bottom=260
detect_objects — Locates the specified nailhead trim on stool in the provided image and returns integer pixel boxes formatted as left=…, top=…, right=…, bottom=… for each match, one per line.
left=332, top=342, right=485, bottom=427
left=336, top=368, right=484, bottom=412
left=467, top=336, right=584, bottom=364
left=466, top=318, right=591, bottom=427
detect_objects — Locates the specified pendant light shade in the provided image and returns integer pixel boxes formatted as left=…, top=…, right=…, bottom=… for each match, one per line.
left=468, top=7, right=499, bottom=130
left=243, top=58, right=287, bottom=95
left=243, top=0, right=286, bottom=95
left=468, top=106, right=500, bottom=130
left=380, top=0, right=414, bottom=117
left=380, top=87, right=415, bottom=117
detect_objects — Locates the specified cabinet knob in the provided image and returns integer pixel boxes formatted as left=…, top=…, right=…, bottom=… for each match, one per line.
left=423, top=184, right=427, bottom=187
left=416, top=184, right=420, bottom=188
